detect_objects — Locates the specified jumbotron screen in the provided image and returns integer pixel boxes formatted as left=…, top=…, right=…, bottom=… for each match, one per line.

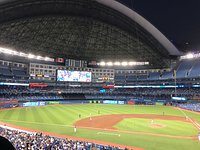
left=57, top=70, right=92, bottom=82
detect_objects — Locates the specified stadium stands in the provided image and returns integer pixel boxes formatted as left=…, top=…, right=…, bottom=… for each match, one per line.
left=0, top=127, right=125, bottom=150
left=178, top=103, right=200, bottom=112
left=0, top=63, right=28, bottom=83
left=1, top=58, right=200, bottom=85
left=137, top=74, right=148, bottom=80
left=126, top=74, right=137, bottom=81
left=0, top=0, right=200, bottom=149
left=188, top=60, right=200, bottom=77
left=113, top=59, right=200, bottom=82
left=160, top=71, right=174, bottom=80
left=1, top=86, right=200, bottom=103
left=175, top=60, right=194, bottom=78
left=12, top=69, right=27, bottom=77
left=148, top=72, right=160, bottom=80
left=0, top=67, right=12, bottom=76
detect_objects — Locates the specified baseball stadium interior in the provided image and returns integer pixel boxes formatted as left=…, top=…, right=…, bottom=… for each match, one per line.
left=0, top=0, right=200, bottom=150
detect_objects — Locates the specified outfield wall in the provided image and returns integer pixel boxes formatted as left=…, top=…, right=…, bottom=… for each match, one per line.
left=1, top=98, right=188, bottom=109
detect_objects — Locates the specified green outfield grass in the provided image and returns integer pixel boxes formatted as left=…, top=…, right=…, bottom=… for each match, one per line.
left=0, top=104, right=200, bottom=150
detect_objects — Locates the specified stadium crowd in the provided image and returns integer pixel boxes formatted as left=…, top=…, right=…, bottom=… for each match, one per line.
left=1, top=86, right=200, bottom=101
left=178, top=103, right=200, bottom=112
left=0, top=127, right=126, bottom=150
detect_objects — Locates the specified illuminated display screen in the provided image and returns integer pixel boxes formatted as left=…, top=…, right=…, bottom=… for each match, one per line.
left=171, top=97, right=186, bottom=101
left=103, top=100, right=118, bottom=104
left=103, top=100, right=125, bottom=104
left=100, top=89, right=106, bottom=93
left=57, top=70, right=91, bottom=82
left=23, top=102, right=45, bottom=107
left=118, top=101, right=125, bottom=104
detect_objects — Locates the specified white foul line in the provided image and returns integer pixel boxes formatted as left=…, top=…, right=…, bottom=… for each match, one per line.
left=0, top=119, right=72, bottom=127
left=178, top=108, right=200, bottom=130
left=97, top=132, right=121, bottom=137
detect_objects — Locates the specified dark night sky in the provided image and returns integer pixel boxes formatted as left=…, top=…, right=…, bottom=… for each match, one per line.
left=116, top=0, right=200, bottom=52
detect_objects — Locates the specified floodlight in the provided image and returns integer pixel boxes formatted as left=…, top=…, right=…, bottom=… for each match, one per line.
left=4, top=49, right=13, bottom=54
left=100, top=62, right=106, bottom=66
left=186, top=53, right=194, bottom=59
left=121, top=62, right=128, bottom=66
left=44, top=57, right=50, bottom=61
left=107, top=62, right=113, bottom=66
left=114, top=62, right=121, bottom=66
left=0, top=47, right=54, bottom=62
left=10, top=50, right=15, bottom=54
left=129, top=62, right=136, bottom=66
left=19, top=52, right=26, bottom=57
left=28, top=54, right=35, bottom=59
left=36, top=56, right=42, bottom=60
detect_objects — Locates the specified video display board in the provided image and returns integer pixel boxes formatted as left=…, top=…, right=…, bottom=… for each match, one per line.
left=103, top=100, right=125, bottom=104
left=57, top=70, right=91, bottom=82
left=23, top=102, right=45, bottom=107
left=171, top=97, right=187, bottom=101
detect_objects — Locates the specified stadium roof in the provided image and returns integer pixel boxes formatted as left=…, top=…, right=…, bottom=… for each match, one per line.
left=0, top=0, right=182, bottom=68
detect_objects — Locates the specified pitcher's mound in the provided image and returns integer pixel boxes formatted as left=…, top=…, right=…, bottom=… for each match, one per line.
left=150, top=123, right=166, bottom=128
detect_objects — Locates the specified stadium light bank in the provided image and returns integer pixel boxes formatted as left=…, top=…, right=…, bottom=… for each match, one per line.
left=180, top=52, right=200, bottom=60
left=0, top=47, right=54, bottom=62
left=99, top=61, right=149, bottom=67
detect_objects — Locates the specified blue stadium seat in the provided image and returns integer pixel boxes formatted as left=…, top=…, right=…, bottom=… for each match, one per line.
left=161, top=71, right=173, bottom=79
left=176, top=60, right=194, bottom=78
left=12, top=69, right=27, bottom=76
left=0, top=67, right=12, bottom=75
left=188, top=60, right=200, bottom=77
left=137, top=74, right=148, bottom=80
left=148, top=72, right=160, bottom=80
left=126, top=74, right=137, bottom=81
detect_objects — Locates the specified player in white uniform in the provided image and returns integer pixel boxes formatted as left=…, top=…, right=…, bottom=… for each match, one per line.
left=198, top=132, right=200, bottom=141
left=74, top=126, right=77, bottom=133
